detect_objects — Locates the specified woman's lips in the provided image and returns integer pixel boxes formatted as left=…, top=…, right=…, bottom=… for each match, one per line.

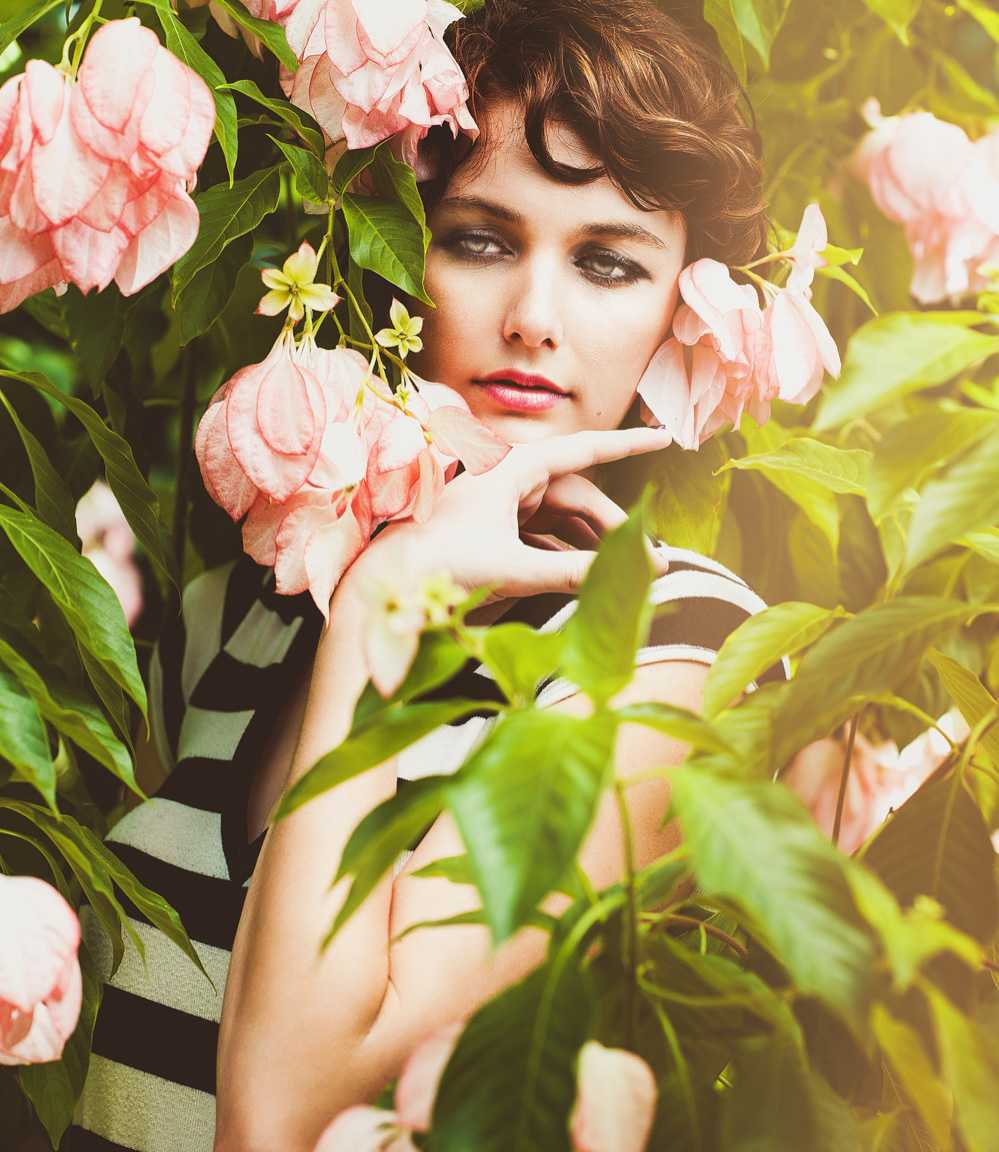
left=475, top=370, right=569, bottom=412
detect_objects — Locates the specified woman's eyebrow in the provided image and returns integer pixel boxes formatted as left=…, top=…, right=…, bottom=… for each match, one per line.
left=577, top=222, right=670, bottom=251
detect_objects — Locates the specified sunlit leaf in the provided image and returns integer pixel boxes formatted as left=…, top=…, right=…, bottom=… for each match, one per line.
left=720, top=439, right=872, bottom=496
left=481, top=623, right=562, bottom=704
left=926, top=987, right=999, bottom=1152
left=704, top=0, right=747, bottom=84
left=927, top=648, right=999, bottom=767
left=861, top=0, right=922, bottom=43
left=872, top=1003, right=953, bottom=1149
left=342, top=192, right=432, bottom=305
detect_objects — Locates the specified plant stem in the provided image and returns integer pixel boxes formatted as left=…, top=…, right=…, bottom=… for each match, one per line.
left=832, top=712, right=860, bottom=848
left=614, top=777, right=640, bottom=1049
left=168, top=338, right=198, bottom=617
left=657, top=913, right=748, bottom=957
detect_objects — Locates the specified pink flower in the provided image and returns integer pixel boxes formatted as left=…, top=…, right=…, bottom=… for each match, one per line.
left=76, top=480, right=143, bottom=627
left=0, top=874, right=82, bottom=1066
left=183, top=0, right=304, bottom=60
left=314, top=1106, right=417, bottom=1152
left=785, top=202, right=828, bottom=294
left=849, top=101, right=999, bottom=303
left=570, top=1041, right=658, bottom=1152
left=754, top=288, right=841, bottom=408
left=0, top=18, right=214, bottom=314
left=282, top=0, right=477, bottom=172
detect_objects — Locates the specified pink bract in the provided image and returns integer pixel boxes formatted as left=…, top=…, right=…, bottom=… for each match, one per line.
left=313, top=1105, right=417, bottom=1152
left=570, top=1041, right=658, bottom=1152
left=0, top=875, right=83, bottom=1066
left=394, top=1019, right=464, bottom=1131
left=0, top=18, right=213, bottom=313
left=76, top=480, right=143, bottom=626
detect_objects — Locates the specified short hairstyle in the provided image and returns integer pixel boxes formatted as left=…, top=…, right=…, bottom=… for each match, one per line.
left=422, top=0, right=768, bottom=266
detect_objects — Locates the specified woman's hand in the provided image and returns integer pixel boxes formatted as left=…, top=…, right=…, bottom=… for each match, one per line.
left=351, top=426, right=672, bottom=601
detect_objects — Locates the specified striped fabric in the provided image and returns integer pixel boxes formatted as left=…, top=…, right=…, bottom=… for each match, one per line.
left=70, top=546, right=786, bottom=1152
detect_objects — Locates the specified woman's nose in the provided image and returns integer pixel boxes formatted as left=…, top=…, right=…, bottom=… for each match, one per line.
left=502, top=257, right=563, bottom=350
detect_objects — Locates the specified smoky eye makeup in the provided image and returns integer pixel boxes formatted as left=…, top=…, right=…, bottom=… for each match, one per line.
left=435, top=228, right=512, bottom=260
left=575, top=248, right=651, bottom=286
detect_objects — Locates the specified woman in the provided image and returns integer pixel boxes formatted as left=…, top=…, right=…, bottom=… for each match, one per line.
left=73, top=2, right=783, bottom=1150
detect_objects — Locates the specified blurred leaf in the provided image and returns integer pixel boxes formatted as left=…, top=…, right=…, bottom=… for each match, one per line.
left=862, top=0, right=922, bottom=43
left=903, top=428, right=999, bottom=575
left=561, top=502, right=654, bottom=705
left=872, top=1004, right=952, bottom=1149
left=18, top=941, right=100, bottom=1148
left=720, top=440, right=871, bottom=495
left=732, top=0, right=789, bottom=68
left=0, top=505, right=147, bottom=720
left=60, top=284, right=127, bottom=393
left=410, top=853, right=475, bottom=885
left=0, top=388, right=76, bottom=541
left=936, top=54, right=999, bottom=117
left=155, top=6, right=238, bottom=184
left=0, top=0, right=60, bottom=55
left=926, top=987, right=999, bottom=1152
left=270, top=136, right=329, bottom=204
left=433, top=961, right=593, bottom=1152
left=771, top=598, right=981, bottom=772
left=669, top=769, right=875, bottom=1026
left=0, top=664, right=54, bottom=808
left=176, top=232, right=253, bottom=344
left=961, top=528, right=999, bottom=566
left=342, top=192, right=432, bottom=305
left=219, top=80, right=324, bottom=154
left=815, top=313, right=999, bottom=431
left=329, top=777, right=445, bottom=939
left=956, top=0, right=999, bottom=41
left=616, top=700, right=734, bottom=752
left=449, top=710, right=617, bottom=942
left=703, top=602, right=843, bottom=718
left=353, top=631, right=469, bottom=723
left=277, top=699, right=489, bottom=820
left=725, top=1033, right=815, bottom=1152
left=481, top=623, right=562, bottom=704
left=928, top=649, right=999, bottom=766
left=210, top=0, right=298, bottom=69
left=1, top=368, right=180, bottom=589
left=806, top=1068, right=866, bottom=1152
left=862, top=776, right=998, bottom=943
left=867, top=409, right=997, bottom=524
left=172, top=167, right=282, bottom=301
left=817, top=264, right=878, bottom=315
left=704, top=0, right=747, bottom=84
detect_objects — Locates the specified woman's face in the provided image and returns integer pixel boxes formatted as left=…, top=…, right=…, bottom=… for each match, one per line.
left=410, top=101, right=687, bottom=444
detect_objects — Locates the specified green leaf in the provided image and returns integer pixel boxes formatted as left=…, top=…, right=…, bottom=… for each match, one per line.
left=561, top=502, right=655, bottom=705
left=346, top=252, right=374, bottom=342
left=704, top=0, right=747, bottom=84
left=928, top=649, right=999, bottom=767
left=926, top=987, right=999, bottom=1152
left=155, top=6, right=238, bottom=184
left=481, top=624, right=562, bottom=704
left=861, top=775, right=999, bottom=943
left=872, top=1004, right=953, bottom=1149
left=79, top=646, right=133, bottom=749
left=703, top=602, right=843, bottom=718
left=0, top=388, right=76, bottom=541
left=0, top=0, right=61, bottom=57
left=1, top=368, right=179, bottom=589
left=867, top=409, right=997, bottom=523
left=960, top=527, right=999, bottom=565
left=720, top=439, right=872, bottom=496
left=957, top=0, right=999, bottom=41
left=19, top=941, right=101, bottom=1148
left=409, top=853, right=475, bottom=885
left=771, top=598, right=982, bottom=772
left=615, top=701, right=734, bottom=753
left=329, top=777, right=446, bottom=939
left=270, top=136, right=329, bottom=204
left=0, top=505, right=147, bottom=720
left=0, top=664, right=54, bottom=808
left=903, top=428, right=999, bottom=575
left=353, top=631, right=470, bottom=724
left=816, top=265, right=878, bottom=315
left=331, top=145, right=379, bottom=198
left=176, top=232, right=253, bottom=344
left=219, top=80, right=324, bottom=155
left=171, top=167, right=282, bottom=301
left=725, top=1034, right=815, bottom=1152
left=815, top=313, right=999, bottom=432
left=60, top=283, right=127, bottom=392
left=449, top=710, right=617, bottom=942
left=669, top=768, right=875, bottom=1025
left=732, top=0, right=789, bottom=68
left=861, top=0, right=922, bottom=43
left=209, top=0, right=299, bottom=70
left=370, top=144, right=429, bottom=234
left=276, top=699, right=491, bottom=820
left=342, top=192, right=432, bottom=305
left=433, top=961, right=593, bottom=1152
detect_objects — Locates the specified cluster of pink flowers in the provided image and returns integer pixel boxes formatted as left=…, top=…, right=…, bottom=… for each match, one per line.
left=0, top=18, right=214, bottom=314
left=76, top=480, right=144, bottom=627
left=315, top=1025, right=657, bottom=1152
left=281, top=0, right=477, bottom=173
left=183, top=0, right=301, bottom=60
left=196, top=301, right=508, bottom=616
left=849, top=100, right=999, bottom=304
left=0, top=875, right=82, bottom=1066
left=637, top=205, right=841, bottom=449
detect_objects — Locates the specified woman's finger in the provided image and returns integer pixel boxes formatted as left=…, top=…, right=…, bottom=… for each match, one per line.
left=532, top=474, right=628, bottom=534
left=520, top=516, right=602, bottom=550
left=504, top=426, right=671, bottom=489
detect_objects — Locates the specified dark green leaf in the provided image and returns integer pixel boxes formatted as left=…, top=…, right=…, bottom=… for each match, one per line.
left=346, top=252, right=373, bottom=342
left=219, top=80, right=324, bottom=154
left=1, top=368, right=179, bottom=589
left=670, top=769, right=875, bottom=1026
left=172, top=167, right=282, bottom=301
left=342, top=192, right=432, bottom=305
left=0, top=505, right=147, bottom=720
left=370, top=144, right=429, bottom=233
left=481, top=624, right=563, bottom=704
left=720, top=439, right=872, bottom=495
left=155, top=6, right=238, bottom=184
left=59, top=284, right=127, bottom=393
left=928, top=648, right=999, bottom=766
left=615, top=701, right=734, bottom=753
left=176, top=232, right=253, bottom=344
left=270, top=136, right=329, bottom=204
left=0, top=388, right=76, bottom=541
left=0, top=664, right=54, bottom=808
left=725, top=1033, right=815, bottom=1152
left=210, top=0, right=299, bottom=70
left=277, top=699, right=491, bottom=820
left=79, top=646, right=133, bottom=750
left=704, top=0, right=747, bottom=84
left=449, top=710, right=617, bottom=942
left=561, top=502, right=655, bottom=705
left=0, top=0, right=61, bottom=55
left=331, top=145, right=379, bottom=198
left=433, top=962, right=593, bottom=1152
left=815, top=313, right=999, bottom=431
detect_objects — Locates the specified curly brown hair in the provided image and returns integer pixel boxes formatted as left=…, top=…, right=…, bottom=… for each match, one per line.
left=421, top=0, right=768, bottom=266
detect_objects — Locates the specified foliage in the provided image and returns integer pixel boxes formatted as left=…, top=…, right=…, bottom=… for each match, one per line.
left=0, top=0, right=998, bottom=1147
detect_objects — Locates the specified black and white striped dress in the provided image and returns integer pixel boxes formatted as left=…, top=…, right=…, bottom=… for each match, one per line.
left=71, top=546, right=787, bottom=1152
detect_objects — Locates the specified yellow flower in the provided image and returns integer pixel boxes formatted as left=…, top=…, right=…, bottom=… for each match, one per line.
left=256, top=241, right=340, bottom=323
left=375, top=298, right=424, bottom=358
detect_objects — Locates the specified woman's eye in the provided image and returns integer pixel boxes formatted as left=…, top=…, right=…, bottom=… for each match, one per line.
left=578, top=251, right=647, bottom=285
left=442, top=231, right=508, bottom=259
